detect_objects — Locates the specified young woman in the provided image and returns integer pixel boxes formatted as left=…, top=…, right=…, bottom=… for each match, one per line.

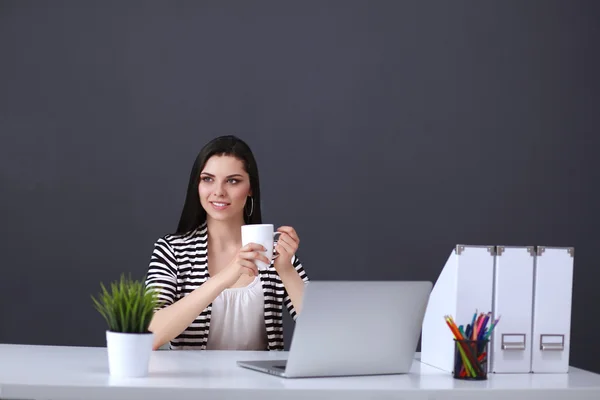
left=145, top=135, right=309, bottom=351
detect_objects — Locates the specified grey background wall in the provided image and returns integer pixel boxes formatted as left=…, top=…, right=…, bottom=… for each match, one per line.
left=1, top=0, right=599, bottom=373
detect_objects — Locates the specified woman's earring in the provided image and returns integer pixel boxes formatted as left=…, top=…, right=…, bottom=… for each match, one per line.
left=245, top=196, right=254, bottom=217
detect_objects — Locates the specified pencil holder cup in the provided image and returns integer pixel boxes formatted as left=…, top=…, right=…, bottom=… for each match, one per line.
left=453, top=339, right=489, bottom=380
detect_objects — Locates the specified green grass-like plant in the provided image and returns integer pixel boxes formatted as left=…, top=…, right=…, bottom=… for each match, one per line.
left=91, top=273, right=161, bottom=333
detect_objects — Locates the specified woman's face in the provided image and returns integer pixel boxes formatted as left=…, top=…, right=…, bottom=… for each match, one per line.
left=199, top=155, right=252, bottom=222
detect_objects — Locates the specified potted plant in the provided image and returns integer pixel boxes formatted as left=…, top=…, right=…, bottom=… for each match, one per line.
left=91, top=273, right=160, bottom=378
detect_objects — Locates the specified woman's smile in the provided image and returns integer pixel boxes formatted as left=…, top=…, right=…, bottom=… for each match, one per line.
left=209, top=201, right=231, bottom=211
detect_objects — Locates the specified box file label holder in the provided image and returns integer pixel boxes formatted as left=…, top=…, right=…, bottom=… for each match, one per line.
left=501, top=333, right=526, bottom=351
left=540, top=334, right=565, bottom=351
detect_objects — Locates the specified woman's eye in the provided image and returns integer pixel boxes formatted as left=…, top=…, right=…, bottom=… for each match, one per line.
left=228, top=179, right=239, bottom=184
left=201, top=177, right=212, bottom=182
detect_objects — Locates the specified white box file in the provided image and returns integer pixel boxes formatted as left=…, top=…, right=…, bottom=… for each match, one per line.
left=420, top=245, right=495, bottom=373
left=491, top=246, right=535, bottom=373
left=531, top=246, right=574, bottom=373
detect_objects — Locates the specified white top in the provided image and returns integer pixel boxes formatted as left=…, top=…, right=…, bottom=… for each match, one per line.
left=206, top=275, right=268, bottom=350
left=2, top=345, right=600, bottom=400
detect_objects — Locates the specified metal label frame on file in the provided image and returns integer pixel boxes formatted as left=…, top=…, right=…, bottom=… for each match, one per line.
left=501, top=333, right=527, bottom=351
left=540, top=334, right=565, bottom=351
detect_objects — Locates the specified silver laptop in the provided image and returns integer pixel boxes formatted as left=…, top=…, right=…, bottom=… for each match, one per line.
left=237, top=280, right=432, bottom=378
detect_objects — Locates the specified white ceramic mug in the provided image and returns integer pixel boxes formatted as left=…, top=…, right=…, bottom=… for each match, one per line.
left=241, top=224, right=281, bottom=270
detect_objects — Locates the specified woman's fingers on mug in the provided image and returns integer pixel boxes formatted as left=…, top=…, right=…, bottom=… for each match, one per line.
left=255, top=252, right=271, bottom=265
left=239, top=247, right=270, bottom=265
left=277, top=226, right=299, bottom=244
left=242, top=242, right=266, bottom=252
left=279, top=233, right=297, bottom=252
left=277, top=236, right=294, bottom=255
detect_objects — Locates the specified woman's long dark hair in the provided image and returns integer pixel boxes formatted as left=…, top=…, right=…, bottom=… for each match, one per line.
left=175, top=135, right=262, bottom=234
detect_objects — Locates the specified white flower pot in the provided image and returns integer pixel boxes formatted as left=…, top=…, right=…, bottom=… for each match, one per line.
left=106, top=330, right=154, bottom=378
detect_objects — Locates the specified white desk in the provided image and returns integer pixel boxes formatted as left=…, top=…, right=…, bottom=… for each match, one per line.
left=1, top=344, right=600, bottom=400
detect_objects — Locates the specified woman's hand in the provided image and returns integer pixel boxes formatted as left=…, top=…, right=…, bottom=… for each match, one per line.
left=273, top=226, right=300, bottom=271
left=215, top=243, right=270, bottom=288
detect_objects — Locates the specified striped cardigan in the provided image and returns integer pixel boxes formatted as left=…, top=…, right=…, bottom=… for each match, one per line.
left=145, top=223, right=309, bottom=350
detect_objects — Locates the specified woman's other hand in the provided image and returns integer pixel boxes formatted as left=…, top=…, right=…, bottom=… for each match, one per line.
left=273, top=226, right=300, bottom=271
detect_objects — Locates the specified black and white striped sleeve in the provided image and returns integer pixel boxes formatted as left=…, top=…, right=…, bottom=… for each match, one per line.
left=284, top=254, right=309, bottom=321
left=145, top=237, right=178, bottom=311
